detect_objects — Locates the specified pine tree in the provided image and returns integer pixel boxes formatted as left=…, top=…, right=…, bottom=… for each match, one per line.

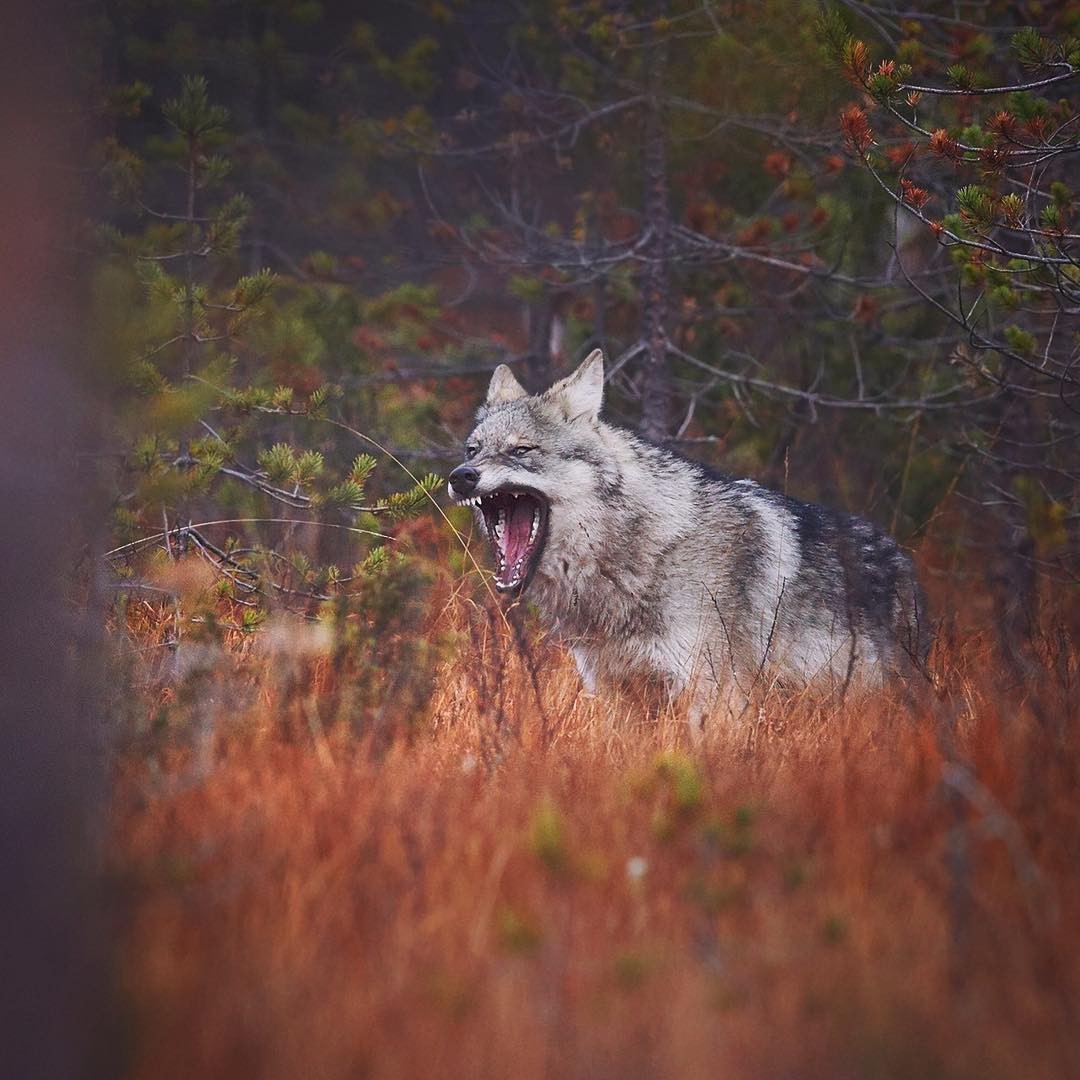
left=98, top=72, right=440, bottom=655
left=821, top=3, right=1080, bottom=651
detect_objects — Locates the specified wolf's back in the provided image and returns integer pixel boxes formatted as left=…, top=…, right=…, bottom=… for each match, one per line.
left=688, top=471, right=931, bottom=679
left=769, top=486, right=931, bottom=674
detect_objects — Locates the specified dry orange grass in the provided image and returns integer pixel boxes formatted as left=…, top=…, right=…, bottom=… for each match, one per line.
left=110, top=582, right=1080, bottom=1080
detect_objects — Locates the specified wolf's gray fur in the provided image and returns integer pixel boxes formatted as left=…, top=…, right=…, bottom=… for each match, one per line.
left=449, top=350, right=930, bottom=728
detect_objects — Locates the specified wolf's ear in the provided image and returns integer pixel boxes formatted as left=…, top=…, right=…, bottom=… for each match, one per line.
left=486, top=364, right=528, bottom=406
left=548, top=348, right=604, bottom=422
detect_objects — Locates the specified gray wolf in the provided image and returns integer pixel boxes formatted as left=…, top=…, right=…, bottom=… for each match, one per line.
left=448, top=350, right=930, bottom=729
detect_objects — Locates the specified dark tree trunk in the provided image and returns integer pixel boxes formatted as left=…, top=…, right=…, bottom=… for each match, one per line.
left=988, top=385, right=1041, bottom=680
left=523, top=295, right=555, bottom=393
left=639, top=24, right=672, bottom=443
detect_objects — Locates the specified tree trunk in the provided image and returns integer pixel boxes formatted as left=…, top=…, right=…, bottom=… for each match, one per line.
left=639, top=23, right=672, bottom=443
left=523, top=295, right=555, bottom=393
left=988, top=384, right=1040, bottom=680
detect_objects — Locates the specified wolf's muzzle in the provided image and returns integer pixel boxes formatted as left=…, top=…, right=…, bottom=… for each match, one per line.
left=448, top=465, right=480, bottom=498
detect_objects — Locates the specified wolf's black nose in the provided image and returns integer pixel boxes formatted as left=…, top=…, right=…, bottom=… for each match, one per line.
left=449, top=465, right=480, bottom=497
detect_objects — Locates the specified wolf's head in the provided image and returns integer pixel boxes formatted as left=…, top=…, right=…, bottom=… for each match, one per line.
left=448, top=349, right=611, bottom=594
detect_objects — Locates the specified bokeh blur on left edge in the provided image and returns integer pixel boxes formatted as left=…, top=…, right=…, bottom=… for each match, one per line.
left=0, top=3, right=110, bottom=1078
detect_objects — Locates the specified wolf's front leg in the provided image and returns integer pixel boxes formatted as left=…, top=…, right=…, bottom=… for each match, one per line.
left=682, top=677, right=752, bottom=744
left=570, top=644, right=599, bottom=695
left=665, top=671, right=709, bottom=745
left=664, top=650, right=727, bottom=744
left=684, top=680, right=714, bottom=745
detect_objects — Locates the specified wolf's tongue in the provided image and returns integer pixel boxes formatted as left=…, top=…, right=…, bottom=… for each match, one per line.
left=500, top=498, right=535, bottom=570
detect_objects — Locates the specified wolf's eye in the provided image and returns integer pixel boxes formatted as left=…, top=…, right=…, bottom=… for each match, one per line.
left=511, top=445, right=537, bottom=457
left=465, top=443, right=480, bottom=459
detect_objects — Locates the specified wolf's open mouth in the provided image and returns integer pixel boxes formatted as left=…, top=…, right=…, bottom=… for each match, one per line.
left=463, top=488, right=549, bottom=593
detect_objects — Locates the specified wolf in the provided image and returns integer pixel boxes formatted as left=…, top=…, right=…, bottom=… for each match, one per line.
left=448, top=349, right=930, bottom=730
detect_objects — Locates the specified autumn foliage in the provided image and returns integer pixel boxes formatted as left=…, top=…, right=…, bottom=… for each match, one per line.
left=108, top=555, right=1080, bottom=1080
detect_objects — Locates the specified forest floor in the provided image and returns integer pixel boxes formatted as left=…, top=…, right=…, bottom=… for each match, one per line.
left=108, top=572, right=1080, bottom=1080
